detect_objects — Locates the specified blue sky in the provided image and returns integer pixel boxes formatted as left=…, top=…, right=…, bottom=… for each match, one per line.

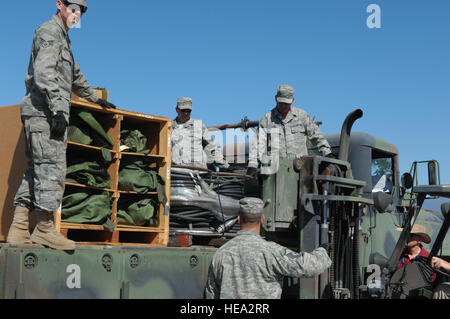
left=1, top=0, right=449, bottom=187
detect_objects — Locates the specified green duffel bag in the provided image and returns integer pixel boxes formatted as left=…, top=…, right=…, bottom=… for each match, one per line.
left=68, top=110, right=114, bottom=149
left=67, top=119, right=93, bottom=145
left=66, top=160, right=111, bottom=188
left=121, top=129, right=149, bottom=153
left=117, top=198, right=157, bottom=226
left=118, top=158, right=167, bottom=204
left=62, top=191, right=112, bottom=225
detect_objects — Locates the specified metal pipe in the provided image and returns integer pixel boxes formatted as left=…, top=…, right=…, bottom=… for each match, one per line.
left=172, top=229, right=223, bottom=237
left=208, top=119, right=323, bottom=131
left=338, top=109, right=363, bottom=161
left=319, top=183, right=330, bottom=298
left=429, top=203, right=450, bottom=258
left=208, top=117, right=259, bottom=131
left=352, top=204, right=361, bottom=299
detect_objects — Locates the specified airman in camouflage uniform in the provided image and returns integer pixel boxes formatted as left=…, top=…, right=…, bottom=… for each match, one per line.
left=172, top=97, right=229, bottom=170
left=248, top=85, right=332, bottom=175
left=7, top=0, right=116, bottom=250
left=204, top=197, right=332, bottom=299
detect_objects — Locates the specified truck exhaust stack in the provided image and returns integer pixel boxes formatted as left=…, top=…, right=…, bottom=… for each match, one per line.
left=338, top=109, right=363, bottom=162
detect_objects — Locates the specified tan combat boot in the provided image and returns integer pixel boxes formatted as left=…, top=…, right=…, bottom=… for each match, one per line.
left=6, top=206, right=33, bottom=245
left=30, top=211, right=76, bottom=250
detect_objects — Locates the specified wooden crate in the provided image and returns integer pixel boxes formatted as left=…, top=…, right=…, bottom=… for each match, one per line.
left=57, top=93, right=172, bottom=247
left=0, top=105, right=27, bottom=242
left=0, top=89, right=172, bottom=247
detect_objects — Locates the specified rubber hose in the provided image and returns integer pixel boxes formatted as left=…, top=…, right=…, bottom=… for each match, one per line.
left=330, top=204, right=336, bottom=298
left=353, top=210, right=360, bottom=299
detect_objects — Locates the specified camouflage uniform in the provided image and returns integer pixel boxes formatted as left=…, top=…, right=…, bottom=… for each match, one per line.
left=171, top=98, right=228, bottom=169
left=204, top=230, right=332, bottom=299
left=248, top=106, right=331, bottom=174
left=14, top=15, right=99, bottom=212
left=248, top=85, right=331, bottom=175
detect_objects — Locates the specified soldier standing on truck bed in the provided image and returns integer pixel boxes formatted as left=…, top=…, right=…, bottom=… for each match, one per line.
left=247, top=84, right=334, bottom=177
left=204, top=197, right=332, bottom=299
left=171, top=97, right=229, bottom=170
left=7, top=0, right=117, bottom=250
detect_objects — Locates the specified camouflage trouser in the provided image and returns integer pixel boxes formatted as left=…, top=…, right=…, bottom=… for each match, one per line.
left=433, top=282, right=450, bottom=299
left=14, top=116, right=67, bottom=212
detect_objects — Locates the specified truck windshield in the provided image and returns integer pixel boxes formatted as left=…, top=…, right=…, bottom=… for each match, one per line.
left=371, top=157, right=393, bottom=193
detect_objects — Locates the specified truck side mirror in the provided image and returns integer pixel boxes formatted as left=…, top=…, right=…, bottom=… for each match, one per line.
left=369, top=252, right=389, bottom=268
left=441, top=202, right=450, bottom=218
left=401, top=173, right=413, bottom=189
left=428, top=161, right=437, bottom=185
left=373, top=192, right=393, bottom=213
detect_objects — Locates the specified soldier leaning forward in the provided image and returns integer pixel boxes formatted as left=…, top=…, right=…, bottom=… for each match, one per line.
left=7, top=0, right=116, bottom=250
left=204, top=197, right=332, bottom=299
left=247, top=84, right=333, bottom=176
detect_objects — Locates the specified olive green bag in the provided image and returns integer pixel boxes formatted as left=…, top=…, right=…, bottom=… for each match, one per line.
left=62, top=191, right=112, bottom=225
left=68, top=110, right=114, bottom=149
left=118, top=157, right=167, bottom=205
left=117, top=198, right=157, bottom=226
left=66, top=160, right=111, bottom=188
left=121, top=129, right=149, bottom=154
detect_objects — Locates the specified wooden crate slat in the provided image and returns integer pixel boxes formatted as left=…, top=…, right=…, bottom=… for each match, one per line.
left=65, top=182, right=116, bottom=193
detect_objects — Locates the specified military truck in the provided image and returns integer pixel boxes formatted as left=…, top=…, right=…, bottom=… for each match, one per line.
left=215, top=109, right=450, bottom=299
left=250, top=109, right=450, bottom=299
left=0, top=103, right=448, bottom=299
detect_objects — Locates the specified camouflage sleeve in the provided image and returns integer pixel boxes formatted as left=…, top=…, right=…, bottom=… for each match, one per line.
left=271, top=245, right=332, bottom=278
left=304, top=113, right=331, bottom=156
left=33, top=28, right=67, bottom=116
left=247, top=127, right=260, bottom=169
left=202, top=123, right=229, bottom=169
left=204, top=261, right=220, bottom=299
left=72, top=61, right=99, bottom=103
left=248, top=116, right=267, bottom=169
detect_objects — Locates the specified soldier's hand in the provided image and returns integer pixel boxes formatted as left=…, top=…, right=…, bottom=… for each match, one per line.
left=246, top=167, right=258, bottom=179
left=97, top=98, right=117, bottom=109
left=244, top=167, right=259, bottom=196
left=220, top=161, right=230, bottom=170
left=51, top=112, right=68, bottom=139
left=431, top=257, right=450, bottom=271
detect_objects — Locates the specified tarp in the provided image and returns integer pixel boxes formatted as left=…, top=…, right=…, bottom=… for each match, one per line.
left=170, top=168, right=240, bottom=226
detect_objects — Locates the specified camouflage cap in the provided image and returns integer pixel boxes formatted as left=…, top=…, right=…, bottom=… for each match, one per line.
left=177, top=97, right=193, bottom=110
left=65, top=0, right=88, bottom=8
left=239, top=197, right=264, bottom=215
left=276, top=84, right=295, bottom=104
